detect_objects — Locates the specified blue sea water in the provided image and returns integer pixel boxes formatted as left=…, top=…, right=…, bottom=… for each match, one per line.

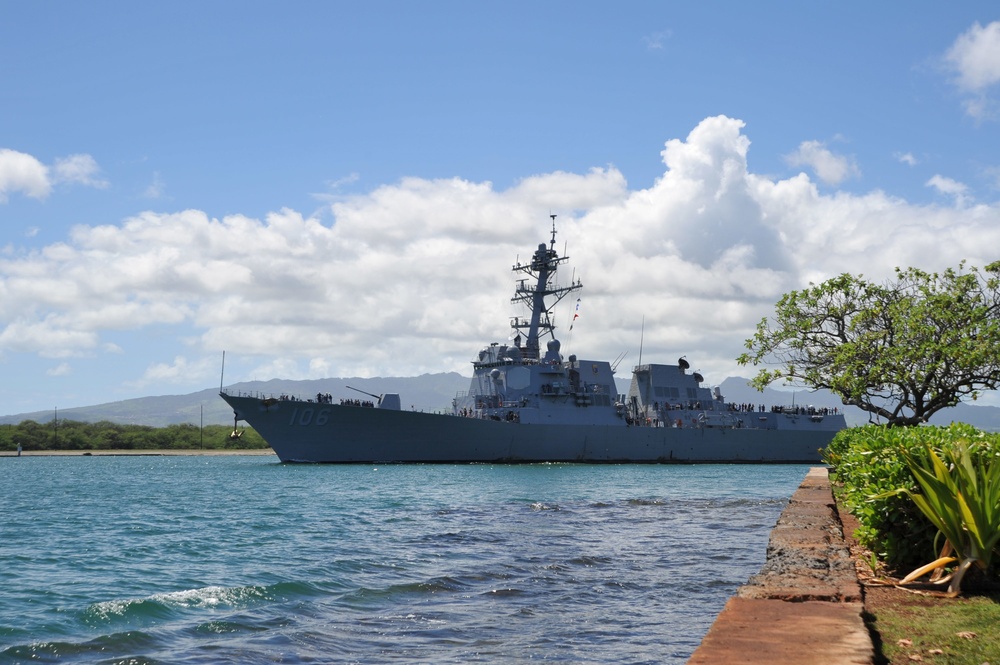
left=0, top=456, right=811, bottom=664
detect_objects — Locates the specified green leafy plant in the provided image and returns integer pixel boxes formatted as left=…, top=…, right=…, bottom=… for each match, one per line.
left=824, top=425, right=939, bottom=569
left=880, top=439, right=1000, bottom=596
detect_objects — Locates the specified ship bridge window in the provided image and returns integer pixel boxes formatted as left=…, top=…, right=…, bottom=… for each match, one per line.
left=686, top=388, right=698, bottom=399
left=654, top=387, right=666, bottom=397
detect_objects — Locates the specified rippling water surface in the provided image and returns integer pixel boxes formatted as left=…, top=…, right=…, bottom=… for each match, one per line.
left=0, top=456, right=810, bottom=664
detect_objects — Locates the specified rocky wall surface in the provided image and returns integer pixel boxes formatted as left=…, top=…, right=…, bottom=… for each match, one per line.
left=687, top=467, right=873, bottom=665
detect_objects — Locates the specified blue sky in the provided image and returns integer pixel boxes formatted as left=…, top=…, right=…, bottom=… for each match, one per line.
left=2, top=2, right=1000, bottom=415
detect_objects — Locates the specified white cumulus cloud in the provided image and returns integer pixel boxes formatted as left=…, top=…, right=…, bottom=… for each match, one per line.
left=944, top=21, right=1000, bottom=120
left=926, top=174, right=971, bottom=207
left=783, top=140, right=860, bottom=186
left=0, top=149, right=51, bottom=202
left=2, top=116, right=999, bottom=394
left=133, top=355, right=219, bottom=387
left=53, top=154, right=109, bottom=189
left=0, top=149, right=109, bottom=203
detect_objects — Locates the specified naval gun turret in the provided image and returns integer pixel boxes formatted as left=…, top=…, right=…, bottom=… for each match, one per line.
left=347, top=385, right=401, bottom=410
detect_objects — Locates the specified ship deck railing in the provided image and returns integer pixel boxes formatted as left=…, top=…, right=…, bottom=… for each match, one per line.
left=221, top=388, right=337, bottom=404
left=222, top=388, right=467, bottom=415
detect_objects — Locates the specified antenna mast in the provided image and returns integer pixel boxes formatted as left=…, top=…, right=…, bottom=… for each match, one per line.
left=638, top=317, right=645, bottom=367
left=509, top=215, right=582, bottom=359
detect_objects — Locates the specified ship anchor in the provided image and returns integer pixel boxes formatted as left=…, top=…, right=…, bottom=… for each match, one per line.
left=229, top=412, right=244, bottom=440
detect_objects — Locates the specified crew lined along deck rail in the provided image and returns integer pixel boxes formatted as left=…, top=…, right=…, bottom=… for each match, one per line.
left=220, top=389, right=840, bottom=424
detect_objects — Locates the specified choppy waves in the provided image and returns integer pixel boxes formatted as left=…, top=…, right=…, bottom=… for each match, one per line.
left=0, top=458, right=808, bottom=664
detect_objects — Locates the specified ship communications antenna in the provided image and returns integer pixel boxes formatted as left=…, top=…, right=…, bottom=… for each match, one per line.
left=637, top=316, right=645, bottom=367
left=220, top=350, right=226, bottom=393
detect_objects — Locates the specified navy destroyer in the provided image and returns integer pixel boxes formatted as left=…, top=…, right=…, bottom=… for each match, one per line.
left=220, top=217, right=844, bottom=463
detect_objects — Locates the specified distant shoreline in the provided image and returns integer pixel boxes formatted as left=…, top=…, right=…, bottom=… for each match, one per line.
left=0, top=449, right=276, bottom=457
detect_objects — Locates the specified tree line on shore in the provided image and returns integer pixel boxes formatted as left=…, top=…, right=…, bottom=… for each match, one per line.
left=0, top=419, right=268, bottom=451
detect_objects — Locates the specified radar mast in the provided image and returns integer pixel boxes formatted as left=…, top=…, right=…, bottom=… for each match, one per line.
left=510, top=215, right=582, bottom=359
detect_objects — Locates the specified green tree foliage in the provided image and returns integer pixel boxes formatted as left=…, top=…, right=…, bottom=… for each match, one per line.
left=739, top=262, right=1000, bottom=426
left=0, top=419, right=268, bottom=452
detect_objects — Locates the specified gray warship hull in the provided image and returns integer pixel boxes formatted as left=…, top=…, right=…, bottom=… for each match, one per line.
left=220, top=392, right=837, bottom=463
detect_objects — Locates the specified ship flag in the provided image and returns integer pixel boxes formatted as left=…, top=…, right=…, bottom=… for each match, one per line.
left=570, top=298, right=581, bottom=330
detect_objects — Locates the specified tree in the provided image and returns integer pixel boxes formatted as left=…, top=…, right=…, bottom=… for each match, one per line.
left=738, top=262, right=1000, bottom=427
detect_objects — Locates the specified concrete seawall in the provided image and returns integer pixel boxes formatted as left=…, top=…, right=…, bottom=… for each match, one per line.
left=688, top=467, right=873, bottom=665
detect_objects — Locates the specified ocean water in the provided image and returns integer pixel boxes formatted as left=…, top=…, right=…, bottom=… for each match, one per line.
left=0, top=457, right=810, bottom=664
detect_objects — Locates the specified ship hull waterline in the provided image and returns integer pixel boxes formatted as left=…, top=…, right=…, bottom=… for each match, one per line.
left=222, top=394, right=835, bottom=464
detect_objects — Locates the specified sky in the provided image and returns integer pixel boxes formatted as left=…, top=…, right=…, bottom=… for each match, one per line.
left=3, top=2, right=1000, bottom=415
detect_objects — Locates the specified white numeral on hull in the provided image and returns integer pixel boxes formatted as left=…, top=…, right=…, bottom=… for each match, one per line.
left=288, top=408, right=330, bottom=426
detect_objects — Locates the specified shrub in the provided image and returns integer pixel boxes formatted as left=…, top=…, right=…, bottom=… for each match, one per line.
left=824, top=423, right=1000, bottom=572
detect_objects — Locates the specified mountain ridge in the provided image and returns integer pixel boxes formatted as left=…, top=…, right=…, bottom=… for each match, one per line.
left=3, top=373, right=999, bottom=431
